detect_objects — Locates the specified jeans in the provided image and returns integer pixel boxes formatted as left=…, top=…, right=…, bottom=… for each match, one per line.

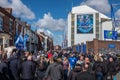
left=64, top=70, right=68, bottom=80
left=96, top=72, right=103, bottom=80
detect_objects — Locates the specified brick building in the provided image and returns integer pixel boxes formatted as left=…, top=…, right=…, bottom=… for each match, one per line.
left=0, top=6, right=40, bottom=52
left=86, top=39, right=120, bottom=54
left=37, top=31, right=54, bottom=51
left=0, top=7, right=15, bottom=50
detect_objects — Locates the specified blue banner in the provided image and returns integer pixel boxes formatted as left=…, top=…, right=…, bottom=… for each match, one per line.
left=83, top=44, right=86, bottom=53
left=15, top=32, right=24, bottom=50
left=23, top=34, right=29, bottom=50
left=104, top=30, right=118, bottom=40
left=76, top=45, right=80, bottom=52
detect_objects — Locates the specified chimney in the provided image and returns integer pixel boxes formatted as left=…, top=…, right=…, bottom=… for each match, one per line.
left=4, top=8, right=12, bottom=14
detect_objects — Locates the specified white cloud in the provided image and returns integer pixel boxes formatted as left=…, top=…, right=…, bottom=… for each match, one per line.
left=53, top=34, right=63, bottom=46
left=37, top=29, right=54, bottom=38
left=0, top=0, right=35, bottom=20
left=35, top=13, right=67, bottom=31
left=45, top=30, right=54, bottom=37
left=81, top=0, right=110, bottom=14
left=116, top=9, right=120, bottom=19
left=37, top=28, right=62, bottom=45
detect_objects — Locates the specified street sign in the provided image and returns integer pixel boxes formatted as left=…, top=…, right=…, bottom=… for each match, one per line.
left=108, top=44, right=116, bottom=48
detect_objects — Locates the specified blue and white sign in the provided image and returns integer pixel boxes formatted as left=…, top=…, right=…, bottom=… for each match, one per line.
left=77, top=14, right=93, bottom=33
left=108, top=44, right=116, bottom=48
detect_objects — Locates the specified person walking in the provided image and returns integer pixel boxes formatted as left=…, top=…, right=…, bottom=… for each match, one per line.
left=63, top=57, right=69, bottom=80
left=75, top=63, right=95, bottom=80
left=21, top=54, right=36, bottom=80
left=44, top=55, right=64, bottom=80
left=68, top=63, right=81, bottom=80
left=8, top=49, right=21, bottom=80
left=68, top=53, right=77, bottom=70
left=0, top=52, right=10, bottom=80
left=92, top=55, right=104, bottom=80
left=107, top=57, right=116, bottom=80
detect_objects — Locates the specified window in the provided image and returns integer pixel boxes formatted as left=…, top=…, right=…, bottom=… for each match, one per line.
left=16, top=23, right=19, bottom=36
left=9, top=20, right=12, bottom=33
left=0, top=15, right=3, bottom=30
left=71, top=40, right=74, bottom=45
left=96, top=34, right=99, bottom=38
left=71, top=27, right=74, bottom=33
left=71, top=33, right=74, bottom=39
left=96, top=27, right=99, bottom=33
left=72, top=21, right=74, bottom=26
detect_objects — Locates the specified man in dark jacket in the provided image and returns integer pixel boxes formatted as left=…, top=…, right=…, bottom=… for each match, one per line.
left=75, top=63, right=95, bottom=80
left=8, top=52, right=21, bottom=80
left=93, top=61, right=104, bottom=80
left=107, top=57, right=116, bottom=80
left=44, top=56, right=64, bottom=80
left=68, top=63, right=82, bottom=80
left=21, top=54, right=36, bottom=80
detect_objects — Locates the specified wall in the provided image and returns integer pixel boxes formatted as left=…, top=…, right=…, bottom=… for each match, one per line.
left=86, top=39, right=120, bottom=54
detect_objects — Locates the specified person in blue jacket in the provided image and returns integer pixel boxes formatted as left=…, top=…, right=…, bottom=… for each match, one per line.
left=68, top=53, right=77, bottom=70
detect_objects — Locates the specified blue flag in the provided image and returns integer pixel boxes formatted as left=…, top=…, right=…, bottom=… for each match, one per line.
left=15, top=32, right=24, bottom=50
left=23, top=34, right=29, bottom=50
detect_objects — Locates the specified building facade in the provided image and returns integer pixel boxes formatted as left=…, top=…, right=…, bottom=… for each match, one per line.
left=0, top=6, right=40, bottom=52
left=67, top=5, right=110, bottom=47
left=86, top=39, right=120, bottom=54
left=37, top=31, right=54, bottom=51
left=24, top=24, right=39, bottom=52
left=0, top=7, right=15, bottom=50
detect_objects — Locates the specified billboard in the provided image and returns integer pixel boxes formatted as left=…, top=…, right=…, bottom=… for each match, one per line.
left=77, top=14, right=93, bottom=33
left=104, top=30, right=118, bottom=40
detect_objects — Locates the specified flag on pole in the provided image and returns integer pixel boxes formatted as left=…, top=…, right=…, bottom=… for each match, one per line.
left=23, top=34, right=29, bottom=50
left=15, top=32, right=24, bottom=50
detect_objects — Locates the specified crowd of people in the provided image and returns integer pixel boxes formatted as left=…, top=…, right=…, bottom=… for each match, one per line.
left=0, top=48, right=120, bottom=80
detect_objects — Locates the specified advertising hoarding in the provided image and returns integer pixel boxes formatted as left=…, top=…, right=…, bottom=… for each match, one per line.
left=104, top=30, right=118, bottom=40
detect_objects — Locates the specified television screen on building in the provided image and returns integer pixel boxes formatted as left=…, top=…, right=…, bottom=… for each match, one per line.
left=104, top=30, right=118, bottom=40
left=77, top=14, right=93, bottom=33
